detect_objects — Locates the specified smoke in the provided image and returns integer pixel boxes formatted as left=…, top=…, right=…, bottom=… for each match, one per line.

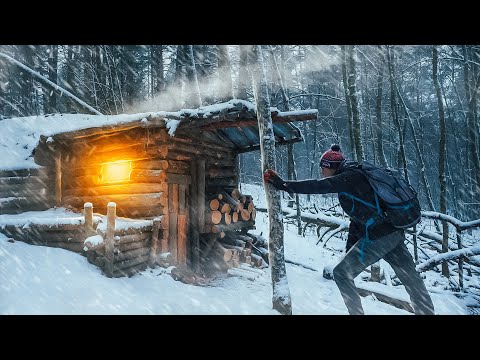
left=125, top=62, right=244, bottom=114
left=124, top=45, right=349, bottom=114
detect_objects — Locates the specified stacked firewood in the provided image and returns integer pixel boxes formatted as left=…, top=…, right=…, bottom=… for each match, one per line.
left=204, top=188, right=257, bottom=235
left=200, top=226, right=269, bottom=275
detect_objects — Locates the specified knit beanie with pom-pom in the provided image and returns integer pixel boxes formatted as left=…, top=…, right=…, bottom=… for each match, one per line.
left=320, top=144, right=345, bottom=168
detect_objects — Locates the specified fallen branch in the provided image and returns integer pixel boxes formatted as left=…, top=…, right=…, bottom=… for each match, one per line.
left=416, top=246, right=480, bottom=272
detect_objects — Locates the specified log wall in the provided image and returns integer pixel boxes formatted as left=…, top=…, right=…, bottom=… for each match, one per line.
left=0, top=167, right=52, bottom=214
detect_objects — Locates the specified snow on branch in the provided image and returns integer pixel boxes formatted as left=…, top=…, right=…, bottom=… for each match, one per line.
left=421, top=211, right=480, bottom=230
left=0, top=52, right=103, bottom=115
left=416, top=246, right=480, bottom=272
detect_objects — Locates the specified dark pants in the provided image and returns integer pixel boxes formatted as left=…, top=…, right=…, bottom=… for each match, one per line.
left=333, top=230, right=435, bottom=315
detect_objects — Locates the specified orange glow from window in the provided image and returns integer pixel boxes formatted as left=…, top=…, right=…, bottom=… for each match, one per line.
left=101, top=161, right=132, bottom=184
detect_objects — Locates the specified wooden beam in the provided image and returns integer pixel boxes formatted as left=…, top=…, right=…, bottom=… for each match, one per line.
left=199, top=112, right=317, bottom=131
left=54, top=148, right=62, bottom=206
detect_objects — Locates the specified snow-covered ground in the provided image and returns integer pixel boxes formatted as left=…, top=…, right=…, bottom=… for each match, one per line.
left=0, top=183, right=478, bottom=315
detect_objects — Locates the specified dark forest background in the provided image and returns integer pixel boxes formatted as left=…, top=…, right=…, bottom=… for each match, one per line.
left=1, top=45, right=479, bottom=221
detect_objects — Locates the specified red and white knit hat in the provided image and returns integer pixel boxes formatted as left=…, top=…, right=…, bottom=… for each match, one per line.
left=320, top=144, right=345, bottom=168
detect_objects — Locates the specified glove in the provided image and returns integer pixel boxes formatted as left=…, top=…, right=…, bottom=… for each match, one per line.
left=263, top=169, right=288, bottom=192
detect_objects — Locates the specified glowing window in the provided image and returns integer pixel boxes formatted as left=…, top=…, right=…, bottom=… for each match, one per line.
left=101, top=161, right=132, bottom=184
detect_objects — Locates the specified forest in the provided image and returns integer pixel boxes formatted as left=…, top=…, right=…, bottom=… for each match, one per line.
left=0, top=44, right=479, bottom=223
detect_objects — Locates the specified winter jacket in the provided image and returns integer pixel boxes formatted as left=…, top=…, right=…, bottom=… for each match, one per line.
left=283, top=160, right=401, bottom=251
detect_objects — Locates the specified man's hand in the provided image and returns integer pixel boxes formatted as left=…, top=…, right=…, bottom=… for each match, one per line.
left=263, top=169, right=288, bottom=192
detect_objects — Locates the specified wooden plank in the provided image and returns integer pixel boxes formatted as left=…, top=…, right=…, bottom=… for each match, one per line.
left=178, top=184, right=186, bottom=214
left=64, top=182, right=167, bottom=197
left=168, top=183, right=179, bottom=262
left=118, top=240, right=149, bottom=252
left=131, top=169, right=166, bottom=183
left=165, top=173, right=191, bottom=185
left=114, top=247, right=150, bottom=263
left=131, top=159, right=169, bottom=170
left=161, top=212, right=169, bottom=253
left=190, top=160, right=199, bottom=272
left=0, top=196, right=51, bottom=213
left=165, top=160, right=191, bottom=175
left=0, top=188, right=48, bottom=199
left=149, top=218, right=162, bottom=267
left=0, top=175, right=48, bottom=187
left=55, top=149, right=62, bottom=206
left=0, top=167, right=48, bottom=178
left=63, top=192, right=167, bottom=210
left=197, top=160, right=206, bottom=234
left=177, top=183, right=187, bottom=265
left=97, top=226, right=152, bottom=237
left=69, top=128, right=147, bottom=153
left=113, top=233, right=151, bottom=245
left=177, top=214, right=187, bottom=265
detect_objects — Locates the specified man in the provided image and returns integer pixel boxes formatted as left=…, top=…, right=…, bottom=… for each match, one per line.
left=263, top=144, right=435, bottom=315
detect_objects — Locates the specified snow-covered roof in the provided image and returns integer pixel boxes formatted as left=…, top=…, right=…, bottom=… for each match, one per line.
left=0, top=99, right=317, bottom=171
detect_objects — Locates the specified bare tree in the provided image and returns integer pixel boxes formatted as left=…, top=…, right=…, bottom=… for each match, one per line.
left=374, top=45, right=388, bottom=167
left=386, top=45, right=409, bottom=181
left=151, top=45, right=165, bottom=95
left=346, top=45, right=364, bottom=161
left=217, top=45, right=234, bottom=102
left=432, top=45, right=449, bottom=277
left=184, top=45, right=202, bottom=108
left=268, top=45, right=302, bottom=235
left=462, top=45, right=480, bottom=201
left=250, top=45, right=292, bottom=315
left=341, top=45, right=355, bottom=159
left=44, top=45, right=58, bottom=114
left=237, top=45, right=250, bottom=101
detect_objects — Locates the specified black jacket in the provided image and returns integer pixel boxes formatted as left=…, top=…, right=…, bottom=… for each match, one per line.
left=284, top=161, right=400, bottom=250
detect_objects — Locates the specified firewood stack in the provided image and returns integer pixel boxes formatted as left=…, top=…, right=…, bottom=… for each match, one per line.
left=200, top=189, right=267, bottom=274
left=204, top=188, right=256, bottom=235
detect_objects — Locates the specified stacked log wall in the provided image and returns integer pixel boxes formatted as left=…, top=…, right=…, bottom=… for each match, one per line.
left=60, top=128, right=192, bottom=219
left=0, top=167, right=52, bottom=214
left=93, top=224, right=154, bottom=278
left=0, top=223, right=96, bottom=253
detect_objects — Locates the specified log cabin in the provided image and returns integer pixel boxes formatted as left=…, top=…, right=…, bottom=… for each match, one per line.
left=1, top=99, right=317, bottom=276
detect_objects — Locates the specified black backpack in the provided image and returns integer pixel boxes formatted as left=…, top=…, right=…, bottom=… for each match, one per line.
left=354, top=161, right=422, bottom=229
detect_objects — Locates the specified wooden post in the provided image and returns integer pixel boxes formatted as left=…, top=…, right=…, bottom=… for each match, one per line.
left=412, top=225, right=418, bottom=263
left=456, top=227, right=463, bottom=289
left=84, top=202, right=94, bottom=233
left=54, top=148, right=62, bottom=206
left=190, top=161, right=199, bottom=270
left=149, top=218, right=161, bottom=268
left=105, top=202, right=116, bottom=278
left=195, top=159, right=205, bottom=272
left=168, top=183, right=179, bottom=262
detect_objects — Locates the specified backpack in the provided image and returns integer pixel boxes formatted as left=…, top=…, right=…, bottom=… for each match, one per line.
left=354, top=161, right=422, bottom=229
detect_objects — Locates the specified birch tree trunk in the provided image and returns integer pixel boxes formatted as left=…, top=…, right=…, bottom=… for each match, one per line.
left=432, top=46, right=449, bottom=277
left=347, top=45, right=364, bottom=161
left=250, top=45, right=292, bottom=315
left=341, top=45, right=355, bottom=159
